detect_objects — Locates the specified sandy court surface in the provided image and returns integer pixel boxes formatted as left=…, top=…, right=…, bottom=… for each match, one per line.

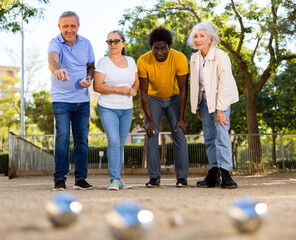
left=1, top=172, right=296, bottom=240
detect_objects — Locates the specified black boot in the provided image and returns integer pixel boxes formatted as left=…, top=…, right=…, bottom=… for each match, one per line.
left=220, top=168, right=237, bottom=189
left=196, top=167, right=221, bottom=188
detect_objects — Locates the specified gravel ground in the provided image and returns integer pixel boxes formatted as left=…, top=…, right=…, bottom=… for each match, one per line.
left=1, top=172, right=296, bottom=240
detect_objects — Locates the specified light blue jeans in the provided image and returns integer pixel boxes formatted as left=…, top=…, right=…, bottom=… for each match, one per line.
left=199, top=92, right=233, bottom=171
left=98, top=105, right=133, bottom=182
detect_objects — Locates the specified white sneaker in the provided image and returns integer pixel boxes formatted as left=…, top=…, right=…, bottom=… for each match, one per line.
left=119, top=180, right=132, bottom=189
left=108, top=179, right=120, bottom=191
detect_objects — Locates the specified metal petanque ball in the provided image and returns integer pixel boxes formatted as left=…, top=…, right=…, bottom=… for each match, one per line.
left=106, top=200, right=154, bottom=240
left=228, top=196, right=268, bottom=233
left=45, top=192, right=83, bottom=227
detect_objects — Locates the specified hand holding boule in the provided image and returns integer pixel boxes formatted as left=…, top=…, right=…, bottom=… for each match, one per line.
left=55, top=69, right=69, bottom=82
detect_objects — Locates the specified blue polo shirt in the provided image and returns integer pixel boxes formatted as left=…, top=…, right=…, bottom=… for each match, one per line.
left=48, top=33, right=95, bottom=103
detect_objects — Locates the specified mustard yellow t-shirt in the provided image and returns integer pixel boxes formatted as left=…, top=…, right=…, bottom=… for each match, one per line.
left=137, top=49, right=189, bottom=99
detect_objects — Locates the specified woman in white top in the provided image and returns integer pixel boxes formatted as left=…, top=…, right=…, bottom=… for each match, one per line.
left=188, top=22, right=239, bottom=189
left=93, top=30, right=139, bottom=190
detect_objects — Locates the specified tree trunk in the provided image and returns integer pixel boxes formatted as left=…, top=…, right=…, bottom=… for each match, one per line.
left=246, top=90, right=262, bottom=173
left=141, top=136, right=147, bottom=168
left=272, top=129, right=277, bottom=166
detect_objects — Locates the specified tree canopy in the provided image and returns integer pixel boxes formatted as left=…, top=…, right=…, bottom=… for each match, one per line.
left=0, top=67, right=20, bottom=151
left=0, top=0, right=49, bottom=33
left=26, top=90, right=54, bottom=134
left=258, top=60, right=296, bottom=133
left=120, top=0, right=296, bottom=171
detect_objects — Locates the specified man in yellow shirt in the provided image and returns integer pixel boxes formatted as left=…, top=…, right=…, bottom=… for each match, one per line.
left=137, top=26, right=189, bottom=187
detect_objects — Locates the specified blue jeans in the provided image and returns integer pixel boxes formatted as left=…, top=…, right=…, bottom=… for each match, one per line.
left=145, top=95, right=189, bottom=180
left=199, top=92, right=233, bottom=171
left=52, top=102, right=90, bottom=182
left=98, top=105, right=133, bottom=182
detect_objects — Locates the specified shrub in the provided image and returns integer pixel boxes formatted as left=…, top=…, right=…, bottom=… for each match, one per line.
left=0, top=154, right=8, bottom=176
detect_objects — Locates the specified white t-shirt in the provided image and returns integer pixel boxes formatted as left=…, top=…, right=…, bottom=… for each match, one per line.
left=95, top=56, right=137, bottom=109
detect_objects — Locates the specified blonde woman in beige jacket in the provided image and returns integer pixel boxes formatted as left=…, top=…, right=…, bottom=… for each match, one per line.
left=188, top=22, right=239, bottom=189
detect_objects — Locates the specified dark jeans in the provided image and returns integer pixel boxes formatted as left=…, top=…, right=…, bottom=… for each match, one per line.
left=52, top=102, right=90, bottom=182
left=145, top=95, right=189, bottom=180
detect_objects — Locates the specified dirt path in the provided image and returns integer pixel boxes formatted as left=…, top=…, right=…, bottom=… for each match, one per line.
left=1, top=172, right=296, bottom=240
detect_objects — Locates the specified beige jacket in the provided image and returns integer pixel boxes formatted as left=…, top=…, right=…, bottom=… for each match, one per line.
left=190, top=46, right=239, bottom=114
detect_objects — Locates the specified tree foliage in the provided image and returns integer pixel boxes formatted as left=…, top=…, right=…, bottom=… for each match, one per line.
left=91, top=94, right=145, bottom=133
left=258, top=60, right=296, bottom=133
left=120, top=0, right=296, bottom=171
left=0, top=67, right=20, bottom=151
left=91, top=105, right=103, bottom=132
left=257, top=60, right=296, bottom=164
left=26, top=90, right=54, bottom=134
left=0, top=0, right=49, bottom=33
left=24, top=49, right=44, bottom=100
left=119, top=1, right=204, bottom=134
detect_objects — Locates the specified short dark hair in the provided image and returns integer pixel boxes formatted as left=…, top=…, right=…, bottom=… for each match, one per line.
left=148, top=26, right=172, bottom=47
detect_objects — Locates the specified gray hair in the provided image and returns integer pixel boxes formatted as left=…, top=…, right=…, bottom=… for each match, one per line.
left=107, top=30, right=127, bottom=55
left=187, top=22, right=220, bottom=49
left=59, top=11, right=80, bottom=25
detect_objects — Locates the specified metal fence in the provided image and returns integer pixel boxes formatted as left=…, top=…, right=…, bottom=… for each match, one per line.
left=230, top=133, right=296, bottom=171
left=8, top=132, right=55, bottom=178
left=8, top=132, right=296, bottom=177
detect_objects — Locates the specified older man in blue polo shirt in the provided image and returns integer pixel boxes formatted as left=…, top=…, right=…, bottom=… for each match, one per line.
left=48, top=11, right=95, bottom=191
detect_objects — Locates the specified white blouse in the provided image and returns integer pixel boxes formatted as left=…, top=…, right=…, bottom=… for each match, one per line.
left=95, top=56, right=137, bottom=109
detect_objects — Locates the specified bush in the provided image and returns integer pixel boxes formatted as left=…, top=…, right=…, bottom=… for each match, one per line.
left=124, top=142, right=207, bottom=168
left=276, top=159, right=296, bottom=169
left=124, top=145, right=144, bottom=167
left=0, top=154, right=8, bottom=176
left=67, top=143, right=207, bottom=168
left=68, top=146, right=108, bottom=165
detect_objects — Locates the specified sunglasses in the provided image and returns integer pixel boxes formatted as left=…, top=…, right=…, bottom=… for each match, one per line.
left=106, top=39, right=122, bottom=45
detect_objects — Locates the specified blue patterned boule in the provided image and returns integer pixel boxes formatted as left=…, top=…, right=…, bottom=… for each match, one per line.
left=106, top=200, right=154, bottom=240
left=46, top=192, right=83, bottom=227
left=229, top=196, right=268, bottom=233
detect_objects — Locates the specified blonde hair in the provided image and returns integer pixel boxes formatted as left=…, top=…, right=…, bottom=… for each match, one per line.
left=187, top=22, right=220, bottom=49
